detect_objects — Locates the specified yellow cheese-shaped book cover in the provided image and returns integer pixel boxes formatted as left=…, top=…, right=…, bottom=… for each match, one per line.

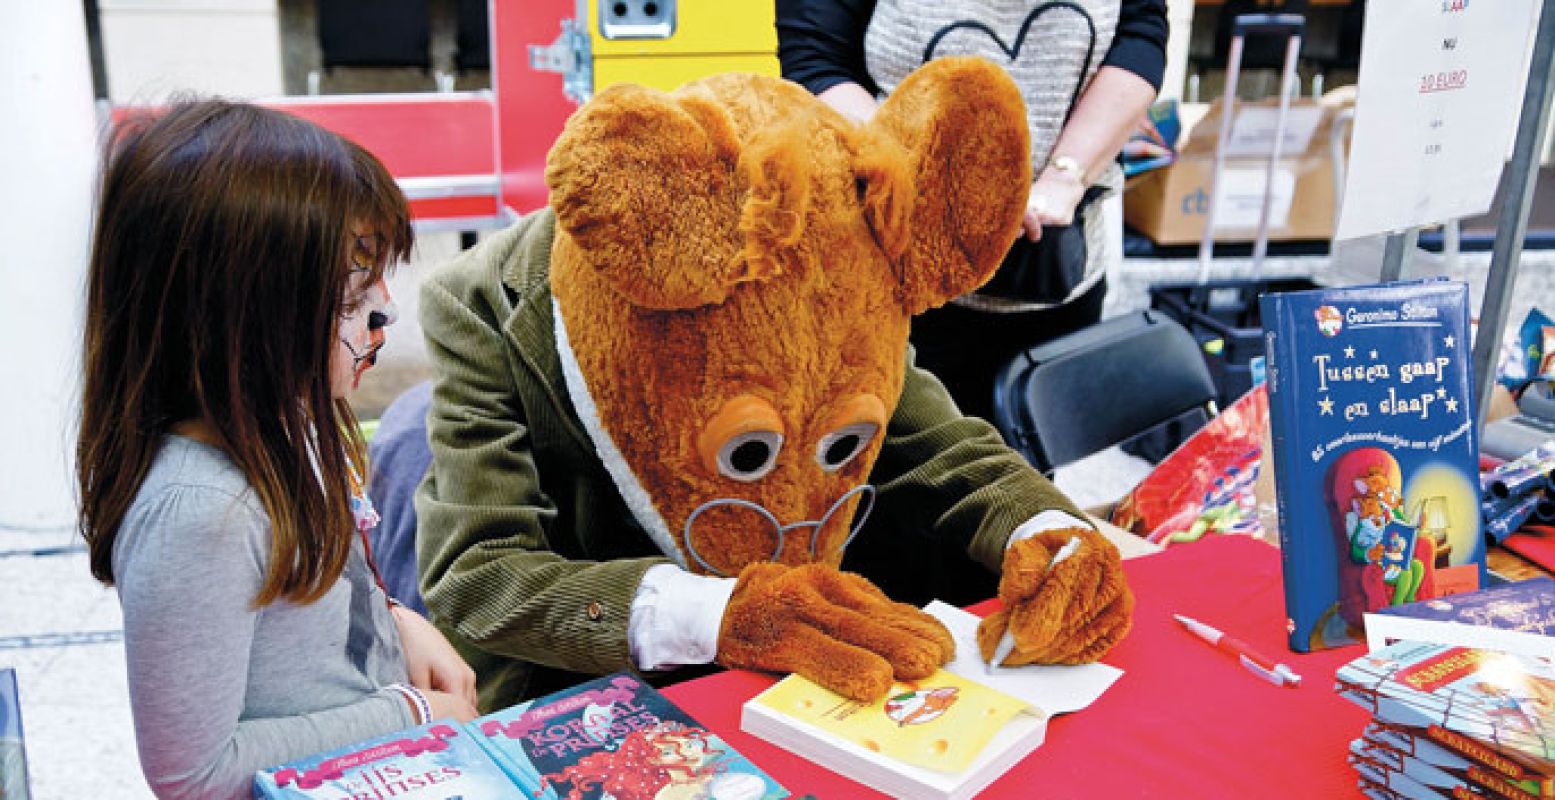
left=752, top=669, right=1034, bottom=773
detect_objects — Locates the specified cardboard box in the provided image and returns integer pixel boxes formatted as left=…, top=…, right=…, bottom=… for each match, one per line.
left=1124, top=99, right=1346, bottom=246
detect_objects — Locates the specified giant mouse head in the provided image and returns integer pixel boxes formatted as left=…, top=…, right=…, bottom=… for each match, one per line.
left=546, top=58, right=1029, bottom=576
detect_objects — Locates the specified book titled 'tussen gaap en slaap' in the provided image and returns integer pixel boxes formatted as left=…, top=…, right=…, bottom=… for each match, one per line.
left=1261, top=279, right=1486, bottom=653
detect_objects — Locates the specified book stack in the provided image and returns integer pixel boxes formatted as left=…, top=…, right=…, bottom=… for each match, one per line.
left=255, top=672, right=789, bottom=799
left=1335, top=641, right=1555, bottom=799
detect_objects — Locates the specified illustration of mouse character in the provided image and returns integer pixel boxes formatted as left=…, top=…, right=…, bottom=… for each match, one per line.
left=1346, top=495, right=1388, bottom=565
left=884, top=686, right=960, bottom=727
left=1356, top=468, right=1403, bottom=518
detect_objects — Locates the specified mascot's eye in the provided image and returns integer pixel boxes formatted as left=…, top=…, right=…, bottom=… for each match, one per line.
left=815, top=422, right=879, bottom=472
left=717, top=431, right=783, bottom=482
left=699, top=394, right=785, bottom=482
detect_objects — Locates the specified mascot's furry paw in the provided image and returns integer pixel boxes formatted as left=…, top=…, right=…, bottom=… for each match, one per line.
left=717, top=563, right=955, bottom=702
left=976, top=527, right=1133, bottom=666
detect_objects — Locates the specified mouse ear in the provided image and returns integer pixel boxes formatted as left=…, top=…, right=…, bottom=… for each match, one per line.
left=866, top=57, right=1031, bottom=315
left=546, top=82, right=754, bottom=310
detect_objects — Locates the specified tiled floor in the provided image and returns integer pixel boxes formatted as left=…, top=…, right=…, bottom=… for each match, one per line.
left=2, top=244, right=1550, bottom=797
left=0, top=528, right=148, bottom=799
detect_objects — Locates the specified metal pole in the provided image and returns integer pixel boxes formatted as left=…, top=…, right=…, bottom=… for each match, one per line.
left=1197, top=34, right=1244, bottom=283
left=1379, top=227, right=1419, bottom=282
left=1330, top=107, right=1355, bottom=234
left=1473, top=0, right=1555, bottom=434
left=1252, top=32, right=1304, bottom=277
left=1444, top=219, right=1461, bottom=275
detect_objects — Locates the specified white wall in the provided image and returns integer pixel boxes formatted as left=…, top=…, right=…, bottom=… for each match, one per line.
left=0, top=3, right=99, bottom=529
left=99, top=0, right=283, bottom=102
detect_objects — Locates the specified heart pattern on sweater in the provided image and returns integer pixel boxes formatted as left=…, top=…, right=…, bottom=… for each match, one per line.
left=922, top=3, right=1099, bottom=158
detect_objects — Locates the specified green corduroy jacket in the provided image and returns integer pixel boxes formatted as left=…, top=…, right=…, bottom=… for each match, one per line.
left=414, top=209, right=1086, bottom=710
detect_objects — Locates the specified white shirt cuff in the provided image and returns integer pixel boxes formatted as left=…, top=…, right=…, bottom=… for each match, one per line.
left=628, top=563, right=736, bottom=671
left=1006, top=510, right=1094, bottom=550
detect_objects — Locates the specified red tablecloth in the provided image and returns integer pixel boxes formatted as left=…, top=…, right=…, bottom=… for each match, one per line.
left=662, top=535, right=1373, bottom=799
left=1505, top=524, right=1555, bottom=574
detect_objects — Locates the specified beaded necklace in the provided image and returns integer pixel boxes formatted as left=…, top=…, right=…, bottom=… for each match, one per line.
left=346, top=457, right=392, bottom=607
left=346, top=457, right=381, bottom=535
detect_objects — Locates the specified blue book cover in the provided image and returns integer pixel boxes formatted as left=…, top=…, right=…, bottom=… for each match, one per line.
left=1261, top=279, right=1486, bottom=652
left=0, top=668, right=31, bottom=800
left=471, top=672, right=788, bottom=800
left=253, top=720, right=523, bottom=799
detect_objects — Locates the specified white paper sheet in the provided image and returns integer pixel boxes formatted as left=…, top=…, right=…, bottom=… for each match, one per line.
left=924, top=600, right=1124, bottom=716
left=1335, top=0, right=1540, bottom=241
left=1223, top=105, right=1325, bottom=158
left=1214, top=166, right=1296, bottom=230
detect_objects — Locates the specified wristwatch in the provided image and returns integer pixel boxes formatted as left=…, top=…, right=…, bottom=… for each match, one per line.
left=1048, top=154, right=1086, bottom=184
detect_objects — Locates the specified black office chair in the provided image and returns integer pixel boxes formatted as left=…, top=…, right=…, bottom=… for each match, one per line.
left=991, top=310, right=1219, bottom=475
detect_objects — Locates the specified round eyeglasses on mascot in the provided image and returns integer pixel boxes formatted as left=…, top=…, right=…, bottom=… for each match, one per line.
left=416, top=57, right=1133, bottom=706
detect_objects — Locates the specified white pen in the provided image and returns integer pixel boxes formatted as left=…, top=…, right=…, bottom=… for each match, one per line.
left=987, top=631, right=1017, bottom=675
left=986, top=533, right=1085, bottom=673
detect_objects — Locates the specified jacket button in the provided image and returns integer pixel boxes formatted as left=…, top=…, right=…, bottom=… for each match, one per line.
left=586, top=601, right=604, bottom=621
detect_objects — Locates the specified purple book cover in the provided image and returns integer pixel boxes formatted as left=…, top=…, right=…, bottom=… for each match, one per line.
left=1374, top=577, right=1555, bottom=632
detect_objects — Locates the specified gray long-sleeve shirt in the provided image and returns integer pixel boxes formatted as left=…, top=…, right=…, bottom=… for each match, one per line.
left=112, top=436, right=415, bottom=799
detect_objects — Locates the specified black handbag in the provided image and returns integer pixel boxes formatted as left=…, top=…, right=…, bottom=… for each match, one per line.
left=981, top=185, right=1108, bottom=305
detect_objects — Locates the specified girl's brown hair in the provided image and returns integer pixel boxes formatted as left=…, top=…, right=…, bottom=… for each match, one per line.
left=78, top=99, right=413, bottom=605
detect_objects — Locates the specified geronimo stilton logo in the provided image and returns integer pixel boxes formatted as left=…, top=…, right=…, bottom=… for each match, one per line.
left=1315, top=305, right=1343, bottom=337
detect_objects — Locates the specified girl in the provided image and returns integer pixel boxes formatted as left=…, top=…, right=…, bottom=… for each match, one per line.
left=76, top=99, right=478, bottom=799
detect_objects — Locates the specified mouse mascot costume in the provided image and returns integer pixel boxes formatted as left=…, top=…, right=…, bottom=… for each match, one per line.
left=415, top=58, right=1133, bottom=708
